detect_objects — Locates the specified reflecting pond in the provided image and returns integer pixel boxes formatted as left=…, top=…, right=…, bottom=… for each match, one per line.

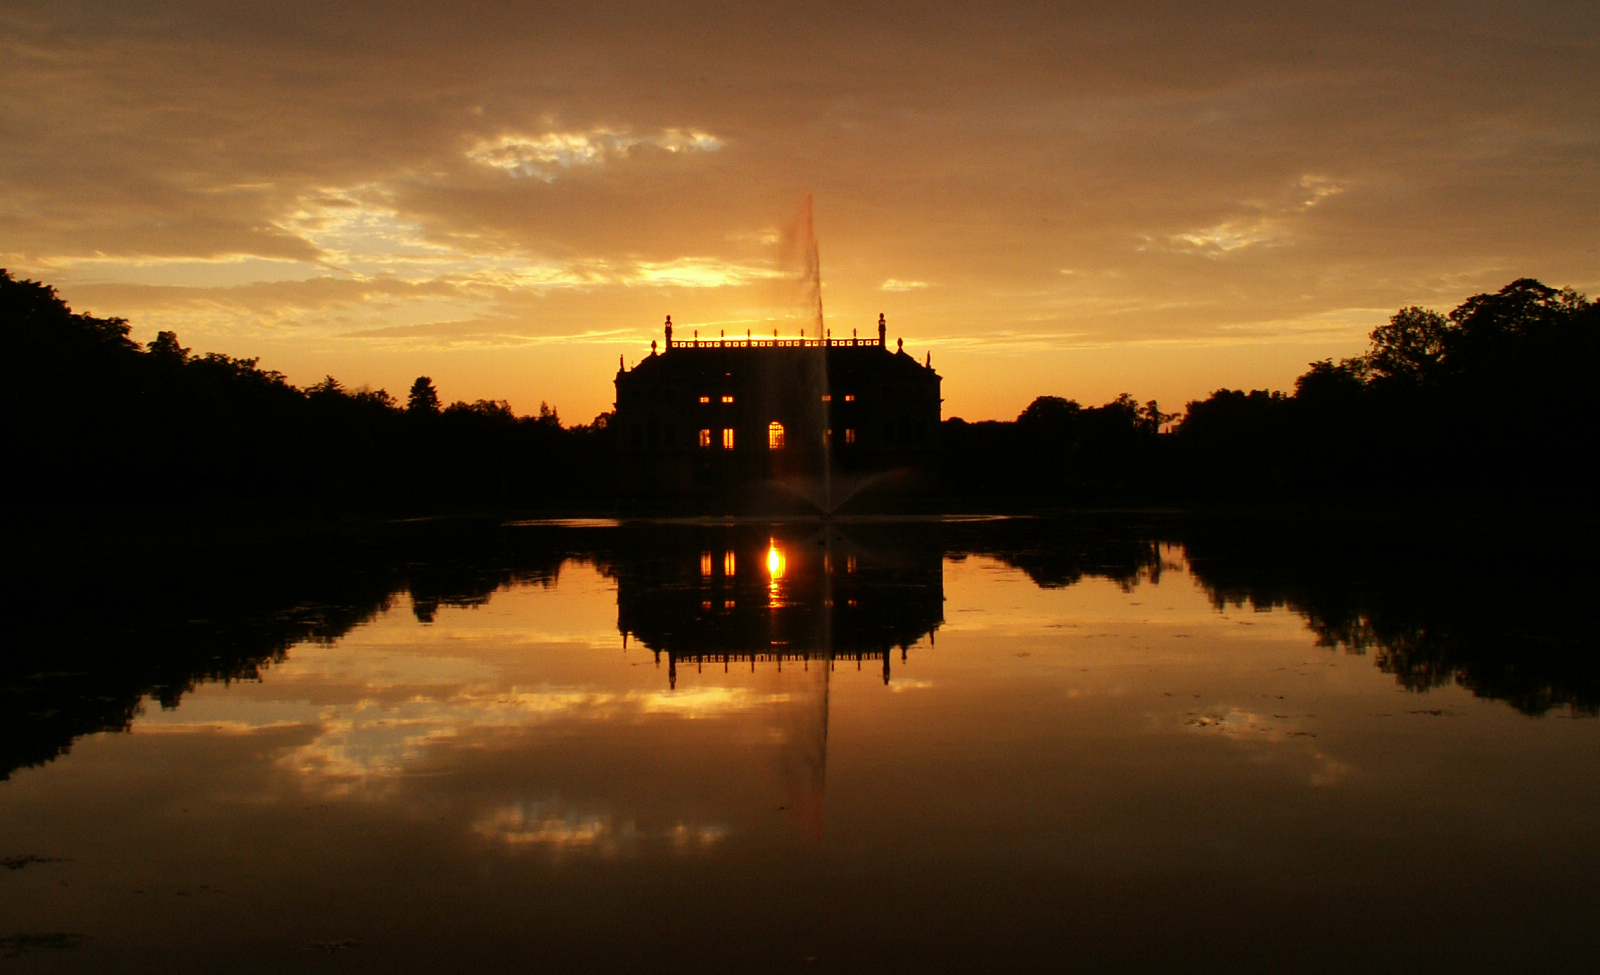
left=3, top=516, right=1597, bottom=973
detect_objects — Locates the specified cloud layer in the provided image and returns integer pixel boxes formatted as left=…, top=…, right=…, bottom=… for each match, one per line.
left=3, top=0, right=1595, bottom=418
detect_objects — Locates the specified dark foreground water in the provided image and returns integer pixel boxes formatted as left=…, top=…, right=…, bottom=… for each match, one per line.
left=3, top=515, right=1596, bottom=973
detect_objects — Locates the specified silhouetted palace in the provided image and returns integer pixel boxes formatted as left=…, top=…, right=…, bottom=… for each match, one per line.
left=614, top=314, right=941, bottom=509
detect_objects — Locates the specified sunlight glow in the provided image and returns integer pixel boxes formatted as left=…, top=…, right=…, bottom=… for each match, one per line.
left=767, top=540, right=786, bottom=604
left=881, top=279, right=930, bottom=292
left=1168, top=219, right=1279, bottom=253
left=467, top=127, right=725, bottom=181
left=630, top=258, right=785, bottom=289
left=1163, top=175, right=1348, bottom=256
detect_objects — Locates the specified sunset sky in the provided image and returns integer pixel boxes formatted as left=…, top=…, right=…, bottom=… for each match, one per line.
left=4, top=0, right=1595, bottom=422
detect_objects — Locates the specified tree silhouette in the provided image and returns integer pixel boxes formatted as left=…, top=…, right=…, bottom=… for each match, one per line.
left=1366, top=307, right=1448, bottom=385
left=407, top=376, right=441, bottom=415
left=146, top=330, right=190, bottom=363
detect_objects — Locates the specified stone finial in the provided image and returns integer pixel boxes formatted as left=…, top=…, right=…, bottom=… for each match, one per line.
left=651, top=339, right=657, bottom=354
left=897, top=337, right=903, bottom=353
left=664, top=315, right=673, bottom=348
left=878, top=313, right=887, bottom=347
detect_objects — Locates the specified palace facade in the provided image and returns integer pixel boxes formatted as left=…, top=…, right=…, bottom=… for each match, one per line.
left=613, top=314, right=941, bottom=510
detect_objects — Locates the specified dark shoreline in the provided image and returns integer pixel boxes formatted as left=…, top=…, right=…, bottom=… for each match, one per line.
left=16, top=497, right=1596, bottom=562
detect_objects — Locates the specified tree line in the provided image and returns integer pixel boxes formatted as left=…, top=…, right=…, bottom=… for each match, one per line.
left=944, top=278, right=1597, bottom=506
left=3, top=269, right=613, bottom=516
left=6, top=268, right=1592, bottom=515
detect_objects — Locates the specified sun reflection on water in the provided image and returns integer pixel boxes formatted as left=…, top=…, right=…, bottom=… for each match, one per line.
left=766, top=539, right=786, bottom=604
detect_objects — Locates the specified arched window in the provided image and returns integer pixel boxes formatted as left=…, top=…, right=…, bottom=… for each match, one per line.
left=768, top=421, right=786, bottom=449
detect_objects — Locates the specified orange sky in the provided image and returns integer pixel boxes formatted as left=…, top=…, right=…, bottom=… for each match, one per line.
left=3, top=1, right=1595, bottom=422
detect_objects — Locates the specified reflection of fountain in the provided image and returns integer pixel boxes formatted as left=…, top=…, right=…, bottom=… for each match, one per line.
left=612, top=522, right=943, bottom=838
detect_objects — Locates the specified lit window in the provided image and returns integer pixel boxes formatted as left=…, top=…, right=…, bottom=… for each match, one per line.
left=723, top=551, right=736, bottom=575
left=768, top=421, right=786, bottom=449
left=723, top=428, right=735, bottom=449
left=700, top=551, right=713, bottom=577
left=699, top=428, right=712, bottom=448
left=698, top=395, right=710, bottom=404
left=721, top=394, right=735, bottom=404
left=844, top=394, right=856, bottom=402
left=845, top=428, right=856, bottom=444
left=821, top=394, right=832, bottom=402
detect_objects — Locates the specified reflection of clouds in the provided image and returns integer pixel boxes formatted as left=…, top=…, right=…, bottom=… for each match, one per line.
left=635, top=686, right=792, bottom=716
left=472, top=800, right=728, bottom=857
left=135, top=720, right=306, bottom=735
left=133, top=695, right=327, bottom=732
left=474, top=803, right=611, bottom=850
left=277, top=713, right=441, bottom=798
left=273, top=646, right=499, bottom=687
left=132, top=661, right=796, bottom=797
left=1183, top=708, right=1279, bottom=738
left=886, top=678, right=934, bottom=694
left=1308, top=753, right=1352, bottom=787
left=265, top=686, right=794, bottom=795
left=1181, top=707, right=1351, bottom=787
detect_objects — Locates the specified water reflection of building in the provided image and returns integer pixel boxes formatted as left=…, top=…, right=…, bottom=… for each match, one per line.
left=613, top=525, right=945, bottom=688
left=613, top=315, right=941, bottom=507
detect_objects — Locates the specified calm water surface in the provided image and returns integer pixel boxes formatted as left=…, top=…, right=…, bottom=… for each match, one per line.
left=3, top=517, right=1596, bottom=973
